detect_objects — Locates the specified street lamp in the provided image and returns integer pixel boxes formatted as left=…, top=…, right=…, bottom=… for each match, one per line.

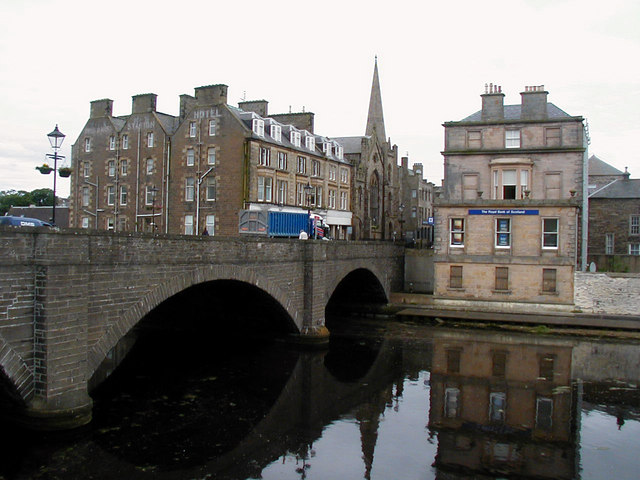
left=46, top=125, right=65, bottom=226
left=399, top=203, right=405, bottom=241
left=150, top=185, right=159, bottom=232
left=304, top=181, right=313, bottom=237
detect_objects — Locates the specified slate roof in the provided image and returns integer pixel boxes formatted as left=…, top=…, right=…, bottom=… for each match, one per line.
left=589, top=155, right=624, bottom=176
left=590, top=179, right=640, bottom=199
left=331, top=136, right=366, bottom=154
left=460, top=103, right=573, bottom=122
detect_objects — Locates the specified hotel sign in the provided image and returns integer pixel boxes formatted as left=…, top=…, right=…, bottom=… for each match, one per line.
left=468, top=209, right=539, bottom=215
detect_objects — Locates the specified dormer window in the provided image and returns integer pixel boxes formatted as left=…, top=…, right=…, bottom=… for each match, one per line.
left=335, top=144, right=344, bottom=160
left=323, top=142, right=332, bottom=156
left=270, top=125, right=282, bottom=142
left=252, top=118, right=265, bottom=137
left=290, top=131, right=301, bottom=147
left=305, top=135, right=315, bottom=151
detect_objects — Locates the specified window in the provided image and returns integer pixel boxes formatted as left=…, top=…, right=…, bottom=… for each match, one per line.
left=277, top=152, right=287, bottom=170
left=316, top=186, right=323, bottom=208
left=145, top=186, right=155, bottom=205
left=505, top=129, right=520, bottom=148
left=501, top=169, right=517, bottom=199
left=81, top=217, right=89, bottom=229
left=605, top=233, right=614, bottom=254
left=257, top=176, right=273, bottom=202
left=542, top=218, right=558, bottom=248
left=411, top=189, right=417, bottom=198
left=121, top=160, right=128, bottom=176
left=312, top=160, right=321, bottom=176
left=539, top=355, right=555, bottom=380
left=335, top=145, right=344, bottom=160
left=495, top=267, right=509, bottom=291
left=189, top=122, right=197, bottom=138
left=411, top=206, right=417, bottom=218
left=521, top=170, right=529, bottom=195
left=184, top=215, right=194, bottom=235
left=544, top=172, right=561, bottom=199
left=147, top=132, right=154, bottom=147
left=630, top=216, right=640, bottom=235
left=84, top=138, right=91, bottom=152
left=270, top=125, right=281, bottom=142
left=119, top=186, right=127, bottom=205
left=206, top=215, right=215, bottom=236
left=107, top=217, right=115, bottom=231
left=467, top=130, right=482, bottom=148
left=208, top=120, right=216, bottom=136
left=185, top=177, right=195, bottom=201
left=446, top=349, right=461, bottom=373
left=259, top=147, right=271, bottom=167
left=305, top=135, right=315, bottom=151
left=489, top=392, right=506, bottom=422
left=629, top=244, right=640, bottom=255
left=146, top=158, right=154, bottom=175
left=277, top=180, right=288, bottom=204
left=108, top=160, right=115, bottom=177
left=297, top=156, right=306, bottom=174
left=207, top=147, right=216, bottom=165
left=340, top=191, right=348, bottom=210
left=536, top=397, right=553, bottom=431
left=450, top=218, right=465, bottom=247
left=252, top=119, right=265, bottom=137
left=462, top=174, right=478, bottom=200
left=297, top=183, right=305, bottom=206
left=122, top=134, right=128, bottom=150
left=187, top=148, right=195, bottom=166
left=495, top=218, right=511, bottom=247
left=444, top=388, right=460, bottom=418
left=290, top=130, right=301, bottom=147
left=328, top=189, right=336, bottom=208
left=206, top=178, right=216, bottom=201
left=83, top=162, right=90, bottom=178
left=109, top=136, right=116, bottom=150
left=542, top=268, right=557, bottom=293
left=450, top=265, right=463, bottom=288
left=107, top=186, right=115, bottom=205
left=329, top=166, right=336, bottom=181
left=492, top=352, right=507, bottom=377
left=82, top=187, right=89, bottom=207
left=545, top=127, right=561, bottom=147
left=323, top=142, right=332, bottom=156
left=341, top=168, right=348, bottom=184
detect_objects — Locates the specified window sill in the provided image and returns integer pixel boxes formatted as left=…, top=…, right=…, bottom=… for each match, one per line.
left=540, top=291, right=559, bottom=296
left=447, top=287, right=465, bottom=292
left=492, top=289, right=512, bottom=294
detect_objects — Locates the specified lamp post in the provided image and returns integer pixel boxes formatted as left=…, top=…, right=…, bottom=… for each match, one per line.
left=150, top=185, right=159, bottom=232
left=304, top=181, right=313, bottom=237
left=399, top=203, right=405, bottom=242
left=46, top=125, right=65, bottom=226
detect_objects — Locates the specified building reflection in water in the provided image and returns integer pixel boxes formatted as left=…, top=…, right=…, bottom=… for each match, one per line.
left=427, top=330, right=577, bottom=479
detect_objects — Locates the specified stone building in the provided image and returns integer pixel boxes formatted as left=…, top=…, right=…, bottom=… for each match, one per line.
left=433, top=84, right=588, bottom=306
left=587, top=159, right=640, bottom=266
left=69, top=85, right=352, bottom=237
left=397, top=157, right=435, bottom=246
left=334, top=59, right=401, bottom=240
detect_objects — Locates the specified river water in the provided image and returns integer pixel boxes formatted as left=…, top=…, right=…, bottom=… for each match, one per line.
left=1, top=317, right=639, bottom=480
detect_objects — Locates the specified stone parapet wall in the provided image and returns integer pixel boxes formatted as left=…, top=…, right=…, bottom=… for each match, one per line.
left=574, top=271, right=640, bottom=315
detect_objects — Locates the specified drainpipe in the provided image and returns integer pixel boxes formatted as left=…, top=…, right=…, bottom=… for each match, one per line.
left=197, top=166, right=214, bottom=234
left=135, top=129, right=141, bottom=232
left=164, top=137, right=171, bottom=234
left=581, top=123, right=589, bottom=271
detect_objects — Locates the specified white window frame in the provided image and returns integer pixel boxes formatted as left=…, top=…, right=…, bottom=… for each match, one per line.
left=542, top=218, right=559, bottom=249
left=328, top=189, right=336, bottom=209
left=257, top=176, right=273, bottom=202
left=297, top=156, right=306, bottom=174
left=81, top=217, right=90, bottom=229
left=450, top=218, right=465, bottom=247
left=340, top=191, right=348, bottom=210
left=277, top=152, right=287, bottom=170
left=120, top=159, right=128, bottom=176
left=323, top=142, right=332, bottom=155
left=444, top=387, right=460, bottom=418
left=297, top=183, right=305, bottom=206
left=208, top=120, right=216, bottom=136
left=185, top=177, right=195, bottom=201
left=305, top=135, right=315, bottom=151
left=495, top=218, right=511, bottom=248
left=312, top=159, right=321, bottom=177
left=119, top=185, right=127, bottom=205
left=107, top=217, right=115, bottom=231
left=189, top=122, right=197, bottom=138
left=207, top=147, right=216, bottom=165
left=605, top=233, right=614, bottom=254
left=146, top=158, right=154, bottom=175
left=122, top=134, right=128, bottom=150
left=82, top=162, right=90, bottom=178
left=107, top=186, right=115, bottom=206
left=270, top=125, right=282, bottom=142
left=184, top=215, right=194, bottom=235
left=109, top=136, right=116, bottom=150
left=329, top=166, right=337, bottom=182
left=335, top=145, right=344, bottom=160
left=629, top=244, right=640, bottom=255
left=277, top=180, right=288, bottom=204
left=82, top=187, right=89, bottom=207
left=147, top=132, right=154, bottom=147
left=108, top=160, right=115, bottom=177
left=252, top=118, right=265, bottom=137
left=630, top=216, right=640, bottom=235
left=205, top=215, right=215, bottom=235
left=206, top=177, right=216, bottom=201
left=341, top=168, right=348, bottom=184
left=259, top=147, right=271, bottom=167
left=84, top=138, right=91, bottom=152
left=187, top=148, right=195, bottom=166
left=145, top=186, right=155, bottom=206
left=505, top=129, right=520, bottom=148
left=316, top=187, right=323, bottom=208
left=489, top=392, right=506, bottom=422
left=290, top=130, right=301, bottom=147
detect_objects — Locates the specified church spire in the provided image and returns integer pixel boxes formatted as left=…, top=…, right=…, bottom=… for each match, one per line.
left=365, top=56, right=387, bottom=143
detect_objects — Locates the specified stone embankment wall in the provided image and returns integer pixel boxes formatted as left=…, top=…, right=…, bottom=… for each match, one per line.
left=574, top=272, right=640, bottom=315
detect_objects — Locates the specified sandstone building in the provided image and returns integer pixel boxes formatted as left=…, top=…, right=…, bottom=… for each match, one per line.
left=397, top=157, right=435, bottom=246
left=69, top=86, right=352, bottom=237
left=433, top=85, right=588, bottom=305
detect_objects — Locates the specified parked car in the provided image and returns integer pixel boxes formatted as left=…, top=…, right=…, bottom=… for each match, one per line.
left=0, top=216, right=52, bottom=227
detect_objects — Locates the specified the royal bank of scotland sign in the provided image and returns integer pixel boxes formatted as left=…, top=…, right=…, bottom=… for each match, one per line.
left=468, top=209, right=539, bottom=215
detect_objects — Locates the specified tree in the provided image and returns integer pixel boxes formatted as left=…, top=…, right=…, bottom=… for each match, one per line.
left=0, top=188, right=54, bottom=216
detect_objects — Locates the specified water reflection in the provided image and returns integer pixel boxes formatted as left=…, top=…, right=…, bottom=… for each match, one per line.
left=1, top=320, right=639, bottom=480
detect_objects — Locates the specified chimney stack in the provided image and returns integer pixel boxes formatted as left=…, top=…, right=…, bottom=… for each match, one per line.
left=132, top=93, right=157, bottom=114
left=521, top=85, right=548, bottom=120
left=481, top=83, right=504, bottom=121
left=238, top=100, right=269, bottom=117
left=90, top=99, right=113, bottom=118
left=194, top=84, right=228, bottom=106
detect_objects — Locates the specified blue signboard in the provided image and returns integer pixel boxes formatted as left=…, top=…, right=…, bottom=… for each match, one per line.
left=468, top=209, right=539, bottom=215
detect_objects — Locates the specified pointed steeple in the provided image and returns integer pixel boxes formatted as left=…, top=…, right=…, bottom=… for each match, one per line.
left=365, top=56, right=387, bottom=143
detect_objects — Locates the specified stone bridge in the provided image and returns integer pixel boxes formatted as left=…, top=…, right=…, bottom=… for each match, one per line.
left=0, top=228, right=403, bottom=430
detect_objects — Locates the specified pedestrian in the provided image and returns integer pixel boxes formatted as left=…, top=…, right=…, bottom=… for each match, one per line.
left=202, top=228, right=209, bottom=236
left=298, top=229, right=308, bottom=240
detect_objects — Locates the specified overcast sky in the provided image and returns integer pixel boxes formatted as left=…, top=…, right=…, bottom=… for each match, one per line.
left=1, top=0, right=638, bottom=198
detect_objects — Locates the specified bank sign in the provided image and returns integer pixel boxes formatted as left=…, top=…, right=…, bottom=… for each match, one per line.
left=468, top=209, right=539, bottom=215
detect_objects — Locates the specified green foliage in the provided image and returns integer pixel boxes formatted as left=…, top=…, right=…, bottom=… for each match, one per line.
left=0, top=188, right=54, bottom=216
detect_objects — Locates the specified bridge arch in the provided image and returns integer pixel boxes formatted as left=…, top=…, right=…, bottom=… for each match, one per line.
left=326, top=265, right=389, bottom=306
left=88, top=264, right=300, bottom=376
left=0, top=334, right=31, bottom=403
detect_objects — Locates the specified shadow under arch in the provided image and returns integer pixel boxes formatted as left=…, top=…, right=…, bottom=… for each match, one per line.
left=88, top=264, right=300, bottom=381
left=89, top=278, right=300, bottom=392
left=326, top=267, right=388, bottom=320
